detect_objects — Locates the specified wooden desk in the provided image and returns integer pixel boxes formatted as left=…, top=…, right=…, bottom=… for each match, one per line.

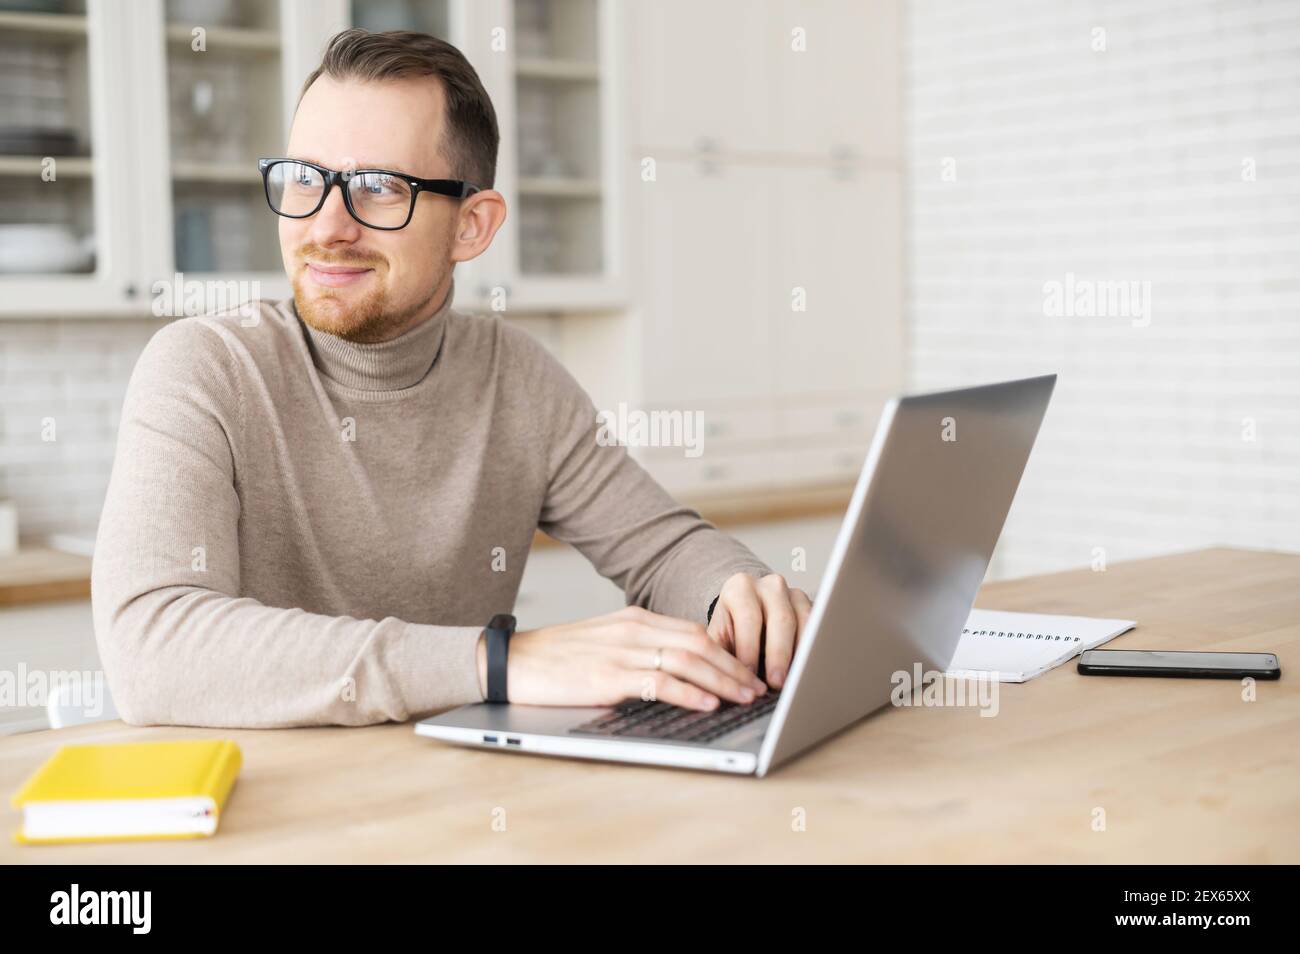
left=3, top=547, right=1297, bottom=863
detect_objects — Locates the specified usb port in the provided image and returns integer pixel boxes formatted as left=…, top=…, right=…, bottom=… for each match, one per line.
left=506, top=737, right=521, bottom=746
left=483, top=734, right=497, bottom=744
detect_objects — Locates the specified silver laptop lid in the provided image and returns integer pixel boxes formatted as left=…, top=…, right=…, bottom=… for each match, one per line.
left=756, top=375, right=1056, bottom=776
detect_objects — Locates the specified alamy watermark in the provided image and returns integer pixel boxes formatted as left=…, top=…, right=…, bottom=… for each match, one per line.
left=596, top=403, right=704, bottom=458
left=890, top=664, right=1000, bottom=717
left=0, top=666, right=105, bottom=718
left=1043, top=272, right=1151, bottom=328
left=152, top=272, right=262, bottom=323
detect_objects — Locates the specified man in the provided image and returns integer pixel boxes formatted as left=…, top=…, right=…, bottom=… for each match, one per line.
left=93, top=29, right=812, bottom=728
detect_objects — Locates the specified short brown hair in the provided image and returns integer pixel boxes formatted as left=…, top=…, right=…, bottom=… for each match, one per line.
left=300, top=28, right=499, bottom=189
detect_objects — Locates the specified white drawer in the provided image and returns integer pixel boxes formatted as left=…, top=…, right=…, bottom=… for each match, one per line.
left=614, top=404, right=775, bottom=457
left=776, top=442, right=867, bottom=486
left=777, top=395, right=885, bottom=442
left=642, top=446, right=787, bottom=497
left=645, top=403, right=776, bottom=446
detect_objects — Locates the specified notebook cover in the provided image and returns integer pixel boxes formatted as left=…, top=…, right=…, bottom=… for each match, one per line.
left=11, top=739, right=241, bottom=845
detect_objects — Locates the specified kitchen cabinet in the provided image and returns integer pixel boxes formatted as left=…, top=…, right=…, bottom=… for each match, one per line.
left=636, top=161, right=774, bottom=406
left=627, top=158, right=902, bottom=496
left=0, top=2, right=144, bottom=315
left=770, top=163, right=903, bottom=398
left=625, top=0, right=890, bottom=161
left=625, top=0, right=773, bottom=156
left=620, top=0, right=904, bottom=497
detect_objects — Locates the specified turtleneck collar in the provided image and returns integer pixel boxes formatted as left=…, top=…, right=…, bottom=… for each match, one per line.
left=298, top=280, right=455, bottom=392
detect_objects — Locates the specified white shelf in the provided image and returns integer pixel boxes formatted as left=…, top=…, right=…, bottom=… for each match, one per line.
left=164, top=23, right=280, bottom=53
left=518, top=176, right=602, bottom=198
left=0, top=155, right=94, bottom=177
left=0, top=10, right=87, bottom=40
left=172, top=160, right=261, bottom=184
left=515, top=57, right=599, bottom=82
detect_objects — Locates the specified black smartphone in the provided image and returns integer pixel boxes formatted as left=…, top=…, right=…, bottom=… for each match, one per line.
left=1078, top=649, right=1280, bottom=679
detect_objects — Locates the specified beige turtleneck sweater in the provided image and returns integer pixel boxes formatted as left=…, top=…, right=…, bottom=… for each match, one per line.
left=91, top=282, right=770, bottom=728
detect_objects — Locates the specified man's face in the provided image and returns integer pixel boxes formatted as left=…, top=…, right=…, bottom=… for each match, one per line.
left=281, top=74, right=492, bottom=343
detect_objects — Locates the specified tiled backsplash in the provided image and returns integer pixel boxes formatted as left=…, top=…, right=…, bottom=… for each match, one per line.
left=1, top=318, right=161, bottom=543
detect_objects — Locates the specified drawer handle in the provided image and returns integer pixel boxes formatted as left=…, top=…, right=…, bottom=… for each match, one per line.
left=833, top=411, right=862, bottom=428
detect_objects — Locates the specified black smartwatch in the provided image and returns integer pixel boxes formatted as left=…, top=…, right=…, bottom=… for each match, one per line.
left=483, top=613, right=516, bottom=704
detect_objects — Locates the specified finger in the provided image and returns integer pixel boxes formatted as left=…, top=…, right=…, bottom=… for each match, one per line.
left=625, top=645, right=757, bottom=705
left=707, top=600, right=735, bottom=652
left=790, top=588, right=813, bottom=636
left=624, top=620, right=766, bottom=693
left=723, top=576, right=764, bottom=675
left=757, top=575, right=798, bottom=689
left=627, top=669, right=719, bottom=711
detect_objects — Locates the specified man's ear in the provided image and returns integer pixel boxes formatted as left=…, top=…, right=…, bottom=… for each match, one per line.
left=450, top=190, right=508, bottom=264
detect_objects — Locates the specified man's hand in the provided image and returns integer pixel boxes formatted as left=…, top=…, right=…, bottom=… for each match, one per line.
left=707, top=572, right=813, bottom=689
left=477, top=606, right=769, bottom=711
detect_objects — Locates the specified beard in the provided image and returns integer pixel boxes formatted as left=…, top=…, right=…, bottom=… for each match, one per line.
left=291, top=242, right=445, bottom=344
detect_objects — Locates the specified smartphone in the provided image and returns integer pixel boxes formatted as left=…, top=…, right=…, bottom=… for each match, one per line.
left=1078, top=649, right=1280, bottom=679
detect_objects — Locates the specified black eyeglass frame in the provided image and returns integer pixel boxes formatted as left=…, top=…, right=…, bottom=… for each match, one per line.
left=257, top=157, right=482, bottom=231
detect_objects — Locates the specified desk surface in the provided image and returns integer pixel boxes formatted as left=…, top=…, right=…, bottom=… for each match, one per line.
left=4, top=546, right=1297, bottom=863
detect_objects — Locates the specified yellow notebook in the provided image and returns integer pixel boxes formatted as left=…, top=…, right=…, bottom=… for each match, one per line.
left=11, top=739, right=242, bottom=845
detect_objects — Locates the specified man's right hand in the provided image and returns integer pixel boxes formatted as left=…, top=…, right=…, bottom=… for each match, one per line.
left=475, top=606, right=768, bottom=710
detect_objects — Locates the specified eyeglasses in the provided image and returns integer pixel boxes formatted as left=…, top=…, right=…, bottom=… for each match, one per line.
left=257, top=157, right=481, bottom=231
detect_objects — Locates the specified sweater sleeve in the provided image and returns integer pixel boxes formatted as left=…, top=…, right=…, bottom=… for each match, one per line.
left=523, top=331, right=772, bottom=623
left=91, top=320, right=484, bottom=729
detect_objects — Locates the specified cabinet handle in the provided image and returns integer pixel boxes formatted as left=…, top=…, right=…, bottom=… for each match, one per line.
left=695, top=137, right=721, bottom=176
left=830, top=144, right=858, bottom=180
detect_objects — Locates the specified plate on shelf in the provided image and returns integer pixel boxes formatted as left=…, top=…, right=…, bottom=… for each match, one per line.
left=0, top=224, right=94, bottom=274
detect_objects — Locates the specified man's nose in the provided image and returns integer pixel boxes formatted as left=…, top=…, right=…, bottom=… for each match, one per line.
left=307, top=182, right=362, bottom=246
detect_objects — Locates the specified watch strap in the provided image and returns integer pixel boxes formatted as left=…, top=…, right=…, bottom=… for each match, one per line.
left=484, top=613, right=516, bottom=704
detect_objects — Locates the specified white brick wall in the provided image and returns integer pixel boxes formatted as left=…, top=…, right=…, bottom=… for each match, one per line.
left=0, top=319, right=158, bottom=542
left=905, top=0, right=1300, bottom=579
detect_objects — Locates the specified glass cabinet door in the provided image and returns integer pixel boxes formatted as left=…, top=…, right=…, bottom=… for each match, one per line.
left=498, top=0, right=622, bottom=309
left=162, top=0, right=286, bottom=282
left=512, top=0, right=602, bottom=278
left=350, top=0, right=449, bottom=36
left=0, top=0, right=137, bottom=315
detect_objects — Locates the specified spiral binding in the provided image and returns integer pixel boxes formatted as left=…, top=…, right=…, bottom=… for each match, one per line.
left=960, top=628, right=1082, bottom=643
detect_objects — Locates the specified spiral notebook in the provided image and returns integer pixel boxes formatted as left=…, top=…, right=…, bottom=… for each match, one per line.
left=945, top=609, right=1136, bottom=683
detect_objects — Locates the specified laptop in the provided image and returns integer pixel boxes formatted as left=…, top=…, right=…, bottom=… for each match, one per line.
left=416, top=374, right=1057, bottom=776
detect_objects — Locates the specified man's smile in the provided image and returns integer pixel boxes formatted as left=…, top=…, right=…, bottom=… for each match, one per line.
left=306, top=262, right=374, bottom=287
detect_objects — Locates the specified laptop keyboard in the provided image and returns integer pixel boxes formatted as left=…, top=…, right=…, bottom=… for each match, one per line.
left=569, top=690, right=781, bottom=744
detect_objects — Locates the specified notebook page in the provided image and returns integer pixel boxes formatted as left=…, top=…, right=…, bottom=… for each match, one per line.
left=945, top=609, right=1136, bottom=683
